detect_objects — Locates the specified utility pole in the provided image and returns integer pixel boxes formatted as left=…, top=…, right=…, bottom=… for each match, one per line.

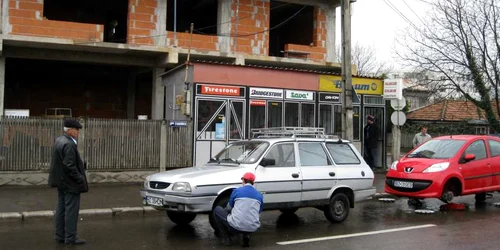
left=341, top=0, right=354, bottom=141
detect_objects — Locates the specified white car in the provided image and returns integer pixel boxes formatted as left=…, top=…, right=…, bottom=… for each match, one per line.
left=140, top=127, right=375, bottom=233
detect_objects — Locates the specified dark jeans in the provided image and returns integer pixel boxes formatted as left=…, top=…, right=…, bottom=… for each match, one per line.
left=55, top=188, right=81, bottom=243
left=213, top=206, right=251, bottom=237
left=364, top=146, right=377, bottom=169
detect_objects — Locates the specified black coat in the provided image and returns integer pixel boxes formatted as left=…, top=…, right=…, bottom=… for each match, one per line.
left=48, top=134, right=88, bottom=193
left=364, top=123, right=379, bottom=149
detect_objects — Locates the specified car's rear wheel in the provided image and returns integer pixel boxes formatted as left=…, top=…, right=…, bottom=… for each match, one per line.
left=324, top=193, right=350, bottom=223
left=209, top=195, right=230, bottom=235
left=166, top=211, right=197, bottom=225
left=279, top=208, right=299, bottom=214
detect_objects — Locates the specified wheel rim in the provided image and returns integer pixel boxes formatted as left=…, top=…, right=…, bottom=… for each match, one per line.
left=334, top=200, right=345, bottom=216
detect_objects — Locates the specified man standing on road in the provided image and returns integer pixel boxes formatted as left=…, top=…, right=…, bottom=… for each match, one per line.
left=412, top=126, right=432, bottom=148
left=48, top=119, right=88, bottom=245
left=213, top=172, right=263, bottom=247
left=364, top=115, right=379, bottom=170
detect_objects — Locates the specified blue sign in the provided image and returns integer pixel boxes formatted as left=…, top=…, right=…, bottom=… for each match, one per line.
left=169, top=120, right=188, bottom=127
left=215, top=122, right=225, bottom=139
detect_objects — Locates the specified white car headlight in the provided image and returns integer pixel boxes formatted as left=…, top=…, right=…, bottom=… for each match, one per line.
left=144, top=176, right=151, bottom=188
left=390, top=161, right=399, bottom=170
left=423, top=162, right=450, bottom=173
left=172, top=182, right=192, bottom=192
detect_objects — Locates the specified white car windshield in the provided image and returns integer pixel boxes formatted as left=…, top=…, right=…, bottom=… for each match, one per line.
left=211, top=141, right=269, bottom=164
left=407, top=139, right=466, bottom=159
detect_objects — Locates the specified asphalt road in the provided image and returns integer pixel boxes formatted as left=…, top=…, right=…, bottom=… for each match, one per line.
left=2, top=193, right=500, bottom=250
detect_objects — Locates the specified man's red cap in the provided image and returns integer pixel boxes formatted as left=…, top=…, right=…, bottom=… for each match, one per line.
left=242, top=172, right=256, bottom=182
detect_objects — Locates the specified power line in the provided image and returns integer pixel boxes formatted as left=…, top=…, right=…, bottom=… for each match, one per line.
left=402, top=0, right=426, bottom=25
left=382, top=0, right=420, bottom=31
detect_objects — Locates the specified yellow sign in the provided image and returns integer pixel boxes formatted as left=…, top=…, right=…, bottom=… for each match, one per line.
left=319, top=75, right=384, bottom=95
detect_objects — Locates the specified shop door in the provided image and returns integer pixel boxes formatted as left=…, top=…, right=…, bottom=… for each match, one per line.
left=364, top=107, right=385, bottom=168
left=194, top=98, right=245, bottom=166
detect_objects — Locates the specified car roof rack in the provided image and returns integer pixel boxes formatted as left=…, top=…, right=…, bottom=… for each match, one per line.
left=251, top=127, right=341, bottom=140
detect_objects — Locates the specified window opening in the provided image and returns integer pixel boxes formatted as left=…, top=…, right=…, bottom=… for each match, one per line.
left=269, top=2, right=314, bottom=57
left=268, top=101, right=283, bottom=128
left=285, top=102, right=299, bottom=127
left=168, top=0, right=218, bottom=35
left=43, top=0, right=128, bottom=43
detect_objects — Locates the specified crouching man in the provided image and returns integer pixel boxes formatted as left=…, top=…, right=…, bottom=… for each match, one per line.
left=213, top=172, right=263, bottom=247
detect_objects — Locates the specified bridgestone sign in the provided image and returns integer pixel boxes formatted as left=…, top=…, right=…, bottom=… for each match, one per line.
left=249, top=87, right=283, bottom=99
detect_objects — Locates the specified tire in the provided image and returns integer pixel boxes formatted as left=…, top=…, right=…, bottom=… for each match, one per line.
left=324, top=193, right=350, bottom=223
left=279, top=208, right=299, bottom=214
left=440, top=182, right=457, bottom=203
left=209, top=195, right=230, bottom=234
left=166, top=211, right=197, bottom=225
left=475, top=192, right=487, bottom=203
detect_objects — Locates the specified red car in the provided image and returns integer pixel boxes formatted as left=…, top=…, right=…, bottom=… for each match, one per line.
left=385, top=135, right=500, bottom=206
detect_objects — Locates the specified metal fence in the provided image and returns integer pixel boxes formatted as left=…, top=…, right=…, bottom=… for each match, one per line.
left=0, top=117, right=193, bottom=172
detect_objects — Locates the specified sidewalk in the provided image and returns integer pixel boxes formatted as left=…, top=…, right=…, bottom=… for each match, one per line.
left=0, top=173, right=390, bottom=220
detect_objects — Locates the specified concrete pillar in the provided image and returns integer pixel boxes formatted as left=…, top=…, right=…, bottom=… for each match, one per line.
left=325, top=5, right=337, bottom=63
left=127, top=73, right=136, bottom=119
left=156, top=0, right=167, bottom=46
left=0, top=0, right=3, bottom=34
left=217, top=0, right=232, bottom=53
left=151, top=68, right=165, bottom=120
left=0, top=57, right=4, bottom=116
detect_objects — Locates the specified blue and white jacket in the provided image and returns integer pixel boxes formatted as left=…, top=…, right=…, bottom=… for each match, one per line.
left=227, top=184, right=264, bottom=232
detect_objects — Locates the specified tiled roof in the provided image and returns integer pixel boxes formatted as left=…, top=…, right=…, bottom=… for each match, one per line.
left=407, top=99, right=499, bottom=122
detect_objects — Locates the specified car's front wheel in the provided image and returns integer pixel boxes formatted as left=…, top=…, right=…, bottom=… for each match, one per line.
left=324, top=193, right=350, bottom=223
left=209, top=195, right=230, bottom=235
left=166, top=211, right=197, bottom=225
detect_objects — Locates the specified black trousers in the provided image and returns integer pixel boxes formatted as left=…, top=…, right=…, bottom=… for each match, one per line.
left=364, top=146, right=377, bottom=169
left=213, top=206, right=252, bottom=237
left=55, top=188, right=81, bottom=243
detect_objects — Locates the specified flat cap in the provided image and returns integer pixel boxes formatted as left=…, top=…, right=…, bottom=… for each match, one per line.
left=64, top=119, right=82, bottom=129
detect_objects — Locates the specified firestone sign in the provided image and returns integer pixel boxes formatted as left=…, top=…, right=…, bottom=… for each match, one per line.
left=285, top=90, right=314, bottom=101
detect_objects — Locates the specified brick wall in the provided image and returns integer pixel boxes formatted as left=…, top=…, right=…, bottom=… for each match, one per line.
left=127, top=0, right=159, bottom=45
left=231, top=0, right=270, bottom=55
left=166, top=32, right=218, bottom=51
left=283, top=7, right=326, bottom=62
left=8, top=0, right=103, bottom=41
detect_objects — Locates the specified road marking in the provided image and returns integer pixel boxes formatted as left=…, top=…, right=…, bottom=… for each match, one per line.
left=276, top=224, right=437, bottom=245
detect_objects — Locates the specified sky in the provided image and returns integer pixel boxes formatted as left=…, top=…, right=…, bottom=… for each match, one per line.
left=337, top=0, right=430, bottom=70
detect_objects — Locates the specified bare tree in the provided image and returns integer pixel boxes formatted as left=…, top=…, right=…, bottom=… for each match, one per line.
left=337, top=42, right=393, bottom=77
left=397, top=0, right=500, bottom=131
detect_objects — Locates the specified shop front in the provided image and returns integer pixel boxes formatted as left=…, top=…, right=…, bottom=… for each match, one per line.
left=319, top=75, right=386, bottom=168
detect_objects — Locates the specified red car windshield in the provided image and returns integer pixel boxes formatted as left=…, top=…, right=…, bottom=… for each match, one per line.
left=407, top=139, right=466, bottom=159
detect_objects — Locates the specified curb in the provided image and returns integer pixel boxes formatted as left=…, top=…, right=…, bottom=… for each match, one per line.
left=0, top=206, right=161, bottom=221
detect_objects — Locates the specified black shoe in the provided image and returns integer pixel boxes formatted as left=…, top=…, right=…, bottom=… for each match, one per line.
left=55, top=239, right=64, bottom=244
left=242, top=234, right=250, bottom=247
left=65, top=239, right=86, bottom=245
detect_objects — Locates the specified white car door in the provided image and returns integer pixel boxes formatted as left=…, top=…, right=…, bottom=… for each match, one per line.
left=298, top=142, right=337, bottom=202
left=325, top=142, right=374, bottom=194
left=255, top=142, right=302, bottom=205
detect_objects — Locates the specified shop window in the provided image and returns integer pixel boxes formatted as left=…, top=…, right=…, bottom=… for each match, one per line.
left=197, top=100, right=225, bottom=140
left=298, top=143, right=331, bottom=166
left=250, top=100, right=266, bottom=129
left=269, top=2, right=314, bottom=57
left=285, top=103, right=299, bottom=127
left=319, top=104, right=333, bottom=134
left=229, top=101, right=244, bottom=140
left=43, top=0, right=128, bottom=43
left=334, top=105, right=342, bottom=135
left=365, top=107, right=384, bottom=140
left=168, top=0, right=218, bottom=35
left=353, top=106, right=360, bottom=140
left=364, top=95, right=384, bottom=105
left=301, top=103, right=315, bottom=127
left=268, top=101, right=283, bottom=128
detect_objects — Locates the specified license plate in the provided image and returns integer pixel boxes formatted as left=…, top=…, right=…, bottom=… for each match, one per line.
left=394, top=181, right=413, bottom=189
left=146, top=196, right=163, bottom=206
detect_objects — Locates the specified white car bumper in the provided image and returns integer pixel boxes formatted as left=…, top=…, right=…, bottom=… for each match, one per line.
left=140, top=189, right=216, bottom=213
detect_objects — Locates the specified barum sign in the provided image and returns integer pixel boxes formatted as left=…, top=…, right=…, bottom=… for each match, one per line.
left=285, top=90, right=314, bottom=101
left=249, top=88, right=283, bottom=99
